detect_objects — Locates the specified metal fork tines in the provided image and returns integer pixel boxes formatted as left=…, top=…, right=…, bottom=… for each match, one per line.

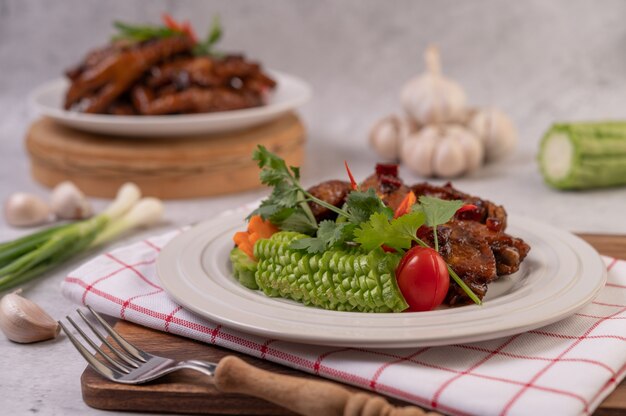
left=59, top=306, right=217, bottom=384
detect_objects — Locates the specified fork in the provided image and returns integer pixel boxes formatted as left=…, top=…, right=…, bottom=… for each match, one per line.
left=60, top=307, right=438, bottom=416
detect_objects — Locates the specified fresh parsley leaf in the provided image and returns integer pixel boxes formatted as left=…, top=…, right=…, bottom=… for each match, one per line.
left=345, top=188, right=392, bottom=224
left=249, top=200, right=281, bottom=220
left=273, top=209, right=317, bottom=234
left=317, top=221, right=353, bottom=247
left=417, top=196, right=463, bottom=227
left=290, top=166, right=300, bottom=180
left=289, top=237, right=326, bottom=254
left=354, top=211, right=425, bottom=251
left=290, top=221, right=356, bottom=253
left=391, top=211, right=426, bottom=242
left=253, top=145, right=290, bottom=173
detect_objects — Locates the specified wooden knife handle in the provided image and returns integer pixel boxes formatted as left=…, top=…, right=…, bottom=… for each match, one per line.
left=214, top=356, right=440, bottom=416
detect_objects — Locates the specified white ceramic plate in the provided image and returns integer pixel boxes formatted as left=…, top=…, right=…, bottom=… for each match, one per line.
left=29, top=71, right=312, bottom=137
left=157, top=213, right=607, bottom=348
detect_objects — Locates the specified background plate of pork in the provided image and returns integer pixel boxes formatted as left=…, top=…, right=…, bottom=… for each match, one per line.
left=30, top=70, right=311, bottom=137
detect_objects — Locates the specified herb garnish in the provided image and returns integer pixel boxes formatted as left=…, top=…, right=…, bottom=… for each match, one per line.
left=111, top=14, right=223, bottom=57
left=250, top=145, right=481, bottom=305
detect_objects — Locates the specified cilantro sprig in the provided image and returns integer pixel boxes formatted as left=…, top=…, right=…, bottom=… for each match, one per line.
left=250, top=146, right=391, bottom=252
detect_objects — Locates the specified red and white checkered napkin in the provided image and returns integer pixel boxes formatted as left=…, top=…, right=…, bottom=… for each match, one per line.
left=61, top=230, right=626, bottom=416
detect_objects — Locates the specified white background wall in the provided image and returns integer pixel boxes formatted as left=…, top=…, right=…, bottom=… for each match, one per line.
left=1, top=0, right=626, bottom=234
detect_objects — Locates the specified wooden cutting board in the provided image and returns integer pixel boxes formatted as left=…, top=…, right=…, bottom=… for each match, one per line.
left=81, top=233, right=626, bottom=415
left=26, top=114, right=305, bottom=199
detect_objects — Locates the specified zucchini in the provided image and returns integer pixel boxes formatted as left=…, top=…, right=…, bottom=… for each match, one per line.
left=539, top=122, right=626, bottom=189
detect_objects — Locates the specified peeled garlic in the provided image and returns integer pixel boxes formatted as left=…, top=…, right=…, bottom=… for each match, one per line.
left=50, top=181, right=93, bottom=220
left=4, top=193, right=51, bottom=227
left=400, top=45, right=467, bottom=125
left=0, top=290, right=60, bottom=343
left=468, top=108, right=518, bottom=162
left=402, top=125, right=483, bottom=178
left=369, top=115, right=418, bottom=161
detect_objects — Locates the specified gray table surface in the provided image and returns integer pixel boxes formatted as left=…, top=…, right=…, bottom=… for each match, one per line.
left=1, top=0, right=626, bottom=414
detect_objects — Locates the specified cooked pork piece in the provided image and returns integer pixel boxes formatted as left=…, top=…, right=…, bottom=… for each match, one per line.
left=411, top=182, right=508, bottom=230
left=360, top=164, right=410, bottom=211
left=65, top=36, right=195, bottom=113
left=307, top=180, right=352, bottom=222
left=64, top=35, right=276, bottom=116
left=417, top=219, right=530, bottom=305
left=131, top=85, right=263, bottom=115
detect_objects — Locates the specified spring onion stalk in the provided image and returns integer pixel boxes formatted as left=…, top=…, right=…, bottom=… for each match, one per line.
left=91, top=198, right=164, bottom=246
left=0, top=183, right=163, bottom=292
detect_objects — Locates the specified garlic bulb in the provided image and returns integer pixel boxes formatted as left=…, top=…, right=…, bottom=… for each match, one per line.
left=0, top=290, right=59, bottom=343
left=468, top=107, right=518, bottom=162
left=50, top=181, right=93, bottom=220
left=369, top=115, right=418, bottom=160
left=400, top=45, right=467, bottom=125
left=401, top=125, right=483, bottom=178
left=4, top=193, right=51, bottom=227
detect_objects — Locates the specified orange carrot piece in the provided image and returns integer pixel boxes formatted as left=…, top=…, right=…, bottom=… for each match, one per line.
left=233, top=231, right=249, bottom=246
left=238, top=241, right=254, bottom=259
left=249, top=231, right=261, bottom=245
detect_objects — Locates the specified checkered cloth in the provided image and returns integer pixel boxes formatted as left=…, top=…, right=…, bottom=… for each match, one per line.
left=61, top=229, right=626, bottom=416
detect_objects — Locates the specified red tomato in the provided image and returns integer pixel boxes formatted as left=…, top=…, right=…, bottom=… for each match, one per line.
left=396, top=247, right=449, bottom=312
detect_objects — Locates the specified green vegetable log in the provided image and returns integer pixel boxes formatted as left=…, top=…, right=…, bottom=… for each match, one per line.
left=540, top=122, right=626, bottom=190
left=253, top=232, right=409, bottom=313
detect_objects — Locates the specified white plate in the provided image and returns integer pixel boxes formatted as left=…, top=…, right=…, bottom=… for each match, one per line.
left=157, top=213, right=607, bottom=348
left=29, top=71, right=312, bottom=137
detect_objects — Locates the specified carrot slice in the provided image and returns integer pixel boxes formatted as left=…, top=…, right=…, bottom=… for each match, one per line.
left=233, top=216, right=278, bottom=261
left=238, top=240, right=254, bottom=259
left=233, top=231, right=249, bottom=246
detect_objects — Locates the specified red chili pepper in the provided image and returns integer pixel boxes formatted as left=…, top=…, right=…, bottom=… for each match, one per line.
left=181, top=20, right=198, bottom=43
left=393, top=191, right=416, bottom=218
left=162, top=13, right=182, bottom=31
left=456, top=204, right=478, bottom=214
left=344, top=161, right=358, bottom=191
left=382, top=245, right=396, bottom=253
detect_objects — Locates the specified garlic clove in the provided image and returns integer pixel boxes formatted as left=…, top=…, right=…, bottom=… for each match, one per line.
left=449, top=126, right=484, bottom=172
left=432, top=135, right=467, bottom=178
left=401, top=126, right=439, bottom=177
left=0, top=290, right=60, bottom=343
left=369, top=116, right=419, bottom=161
left=4, top=193, right=51, bottom=227
left=469, top=108, right=518, bottom=162
left=50, top=181, right=93, bottom=220
left=369, top=115, right=403, bottom=161
left=400, top=45, right=467, bottom=125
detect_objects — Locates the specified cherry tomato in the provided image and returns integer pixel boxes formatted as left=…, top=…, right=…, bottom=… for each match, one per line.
left=396, top=247, right=449, bottom=312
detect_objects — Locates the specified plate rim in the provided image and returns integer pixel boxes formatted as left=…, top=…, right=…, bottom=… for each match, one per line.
left=157, top=212, right=607, bottom=348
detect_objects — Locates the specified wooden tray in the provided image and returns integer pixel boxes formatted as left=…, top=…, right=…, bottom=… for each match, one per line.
left=26, top=114, right=305, bottom=199
left=81, top=234, right=626, bottom=415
